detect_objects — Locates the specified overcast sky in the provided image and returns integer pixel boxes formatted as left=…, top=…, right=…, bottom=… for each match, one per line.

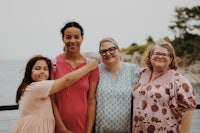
left=0, top=0, right=199, bottom=60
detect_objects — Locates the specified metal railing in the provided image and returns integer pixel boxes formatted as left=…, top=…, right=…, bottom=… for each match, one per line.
left=0, top=104, right=199, bottom=111
left=0, top=105, right=18, bottom=111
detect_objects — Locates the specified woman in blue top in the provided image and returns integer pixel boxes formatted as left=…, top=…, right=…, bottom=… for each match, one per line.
left=95, top=37, right=140, bottom=133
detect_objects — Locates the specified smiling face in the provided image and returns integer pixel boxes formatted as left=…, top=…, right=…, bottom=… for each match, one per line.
left=31, top=59, right=49, bottom=82
left=62, top=27, right=83, bottom=53
left=150, top=45, right=172, bottom=72
left=99, top=40, right=120, bottom=64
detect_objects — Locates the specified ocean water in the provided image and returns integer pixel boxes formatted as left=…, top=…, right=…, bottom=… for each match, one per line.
left=0, top=60, right=26, bottom=106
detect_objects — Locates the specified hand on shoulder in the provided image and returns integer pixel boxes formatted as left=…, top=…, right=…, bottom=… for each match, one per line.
left=87, top=59, right=98, bottom=70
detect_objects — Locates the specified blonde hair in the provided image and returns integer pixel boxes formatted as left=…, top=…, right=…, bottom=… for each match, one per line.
left=144, top=39, right=177, bottom=70
left=99, top=37, right=119, bottom=50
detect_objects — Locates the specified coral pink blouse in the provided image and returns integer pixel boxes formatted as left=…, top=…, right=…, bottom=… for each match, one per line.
left=55, top=54, right=99, bottom=133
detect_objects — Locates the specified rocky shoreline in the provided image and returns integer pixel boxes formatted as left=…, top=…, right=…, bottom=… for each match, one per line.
left=84, top=52, right=200, bottom=84
left=178, top=67, right=200, bottom=84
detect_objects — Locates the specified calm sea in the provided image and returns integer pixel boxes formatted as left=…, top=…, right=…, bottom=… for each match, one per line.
left=0, top=60, right=200, bottom=106
left=0, top=60, right=26, bottom=106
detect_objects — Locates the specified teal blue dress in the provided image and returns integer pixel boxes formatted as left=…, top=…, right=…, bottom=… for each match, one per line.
left=95, top=62, right=140, bottom=133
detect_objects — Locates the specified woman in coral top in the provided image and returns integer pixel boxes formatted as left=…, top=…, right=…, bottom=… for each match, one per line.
left=132, top=40, right=197, bottom=133
left=12, top=55, right=98, bottom=133
left=52, top=21, right=99, bottom=133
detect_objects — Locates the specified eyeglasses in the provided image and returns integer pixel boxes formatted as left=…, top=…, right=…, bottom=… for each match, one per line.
left=151, top=52, right=170, bottom=58
left=99, top=46, right=118, bottom=55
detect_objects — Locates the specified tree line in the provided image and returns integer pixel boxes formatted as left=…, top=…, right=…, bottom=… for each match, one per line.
left=122, top=5, right=200, bottom=66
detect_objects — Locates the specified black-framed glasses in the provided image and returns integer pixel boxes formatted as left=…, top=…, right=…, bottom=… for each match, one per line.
left=99, top=46, right=118, bottom=55
left=151, top=52, right=170, bottom=58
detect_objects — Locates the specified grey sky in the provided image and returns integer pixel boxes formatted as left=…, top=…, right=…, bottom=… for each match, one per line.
left=0, top=0, right=199, bottom=60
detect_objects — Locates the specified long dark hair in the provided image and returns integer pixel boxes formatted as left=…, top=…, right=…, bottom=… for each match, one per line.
left=16, top=55, right=52, bottom=104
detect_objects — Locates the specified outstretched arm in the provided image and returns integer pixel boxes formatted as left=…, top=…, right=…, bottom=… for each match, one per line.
left=49, top=59, right=98, bottom=95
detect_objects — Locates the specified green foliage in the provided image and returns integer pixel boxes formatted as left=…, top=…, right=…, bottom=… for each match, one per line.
left=125, top=45, right=147, bottom=55
left=163, top=36, right=171, bottom=43
left=169, top=6, right=200, bottom=38
left=122, top=6, right=200, bottom=66
left=172, top=34, right=200, bottom=64
left=130, top=43, right=138, bottom=47
left=146, top=36, right=154, bottom=43
left=169, top=5, right=200, bottom=65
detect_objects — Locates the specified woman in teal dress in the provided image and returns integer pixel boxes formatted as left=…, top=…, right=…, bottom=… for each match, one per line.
left=95, top=37, right=140, bottom=133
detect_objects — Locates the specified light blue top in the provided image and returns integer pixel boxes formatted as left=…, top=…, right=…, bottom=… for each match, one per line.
left=95, top=62, right=140, bottom=133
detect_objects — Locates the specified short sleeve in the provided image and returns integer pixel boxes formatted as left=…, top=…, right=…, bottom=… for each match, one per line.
left=27, top=80, right=54, bottom=99
left=175, top=73, right=197, bottom=112
left=89, top=67, right=99, bottom=82
left=85, top=57, right=99, bottom=82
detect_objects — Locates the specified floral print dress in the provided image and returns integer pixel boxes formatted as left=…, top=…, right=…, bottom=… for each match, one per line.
left=132, top=69, right=197, bottom=133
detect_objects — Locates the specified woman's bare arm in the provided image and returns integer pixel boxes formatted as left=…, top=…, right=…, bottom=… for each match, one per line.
left=85, top=81, right=98, bottom=133
left=180, top=109, right=194, bottom=133
left=49, top=59, right=98, bottom=95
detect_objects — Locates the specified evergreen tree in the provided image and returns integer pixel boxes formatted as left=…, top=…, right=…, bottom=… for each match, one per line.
left=169, top=6, right=200, bottom=64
